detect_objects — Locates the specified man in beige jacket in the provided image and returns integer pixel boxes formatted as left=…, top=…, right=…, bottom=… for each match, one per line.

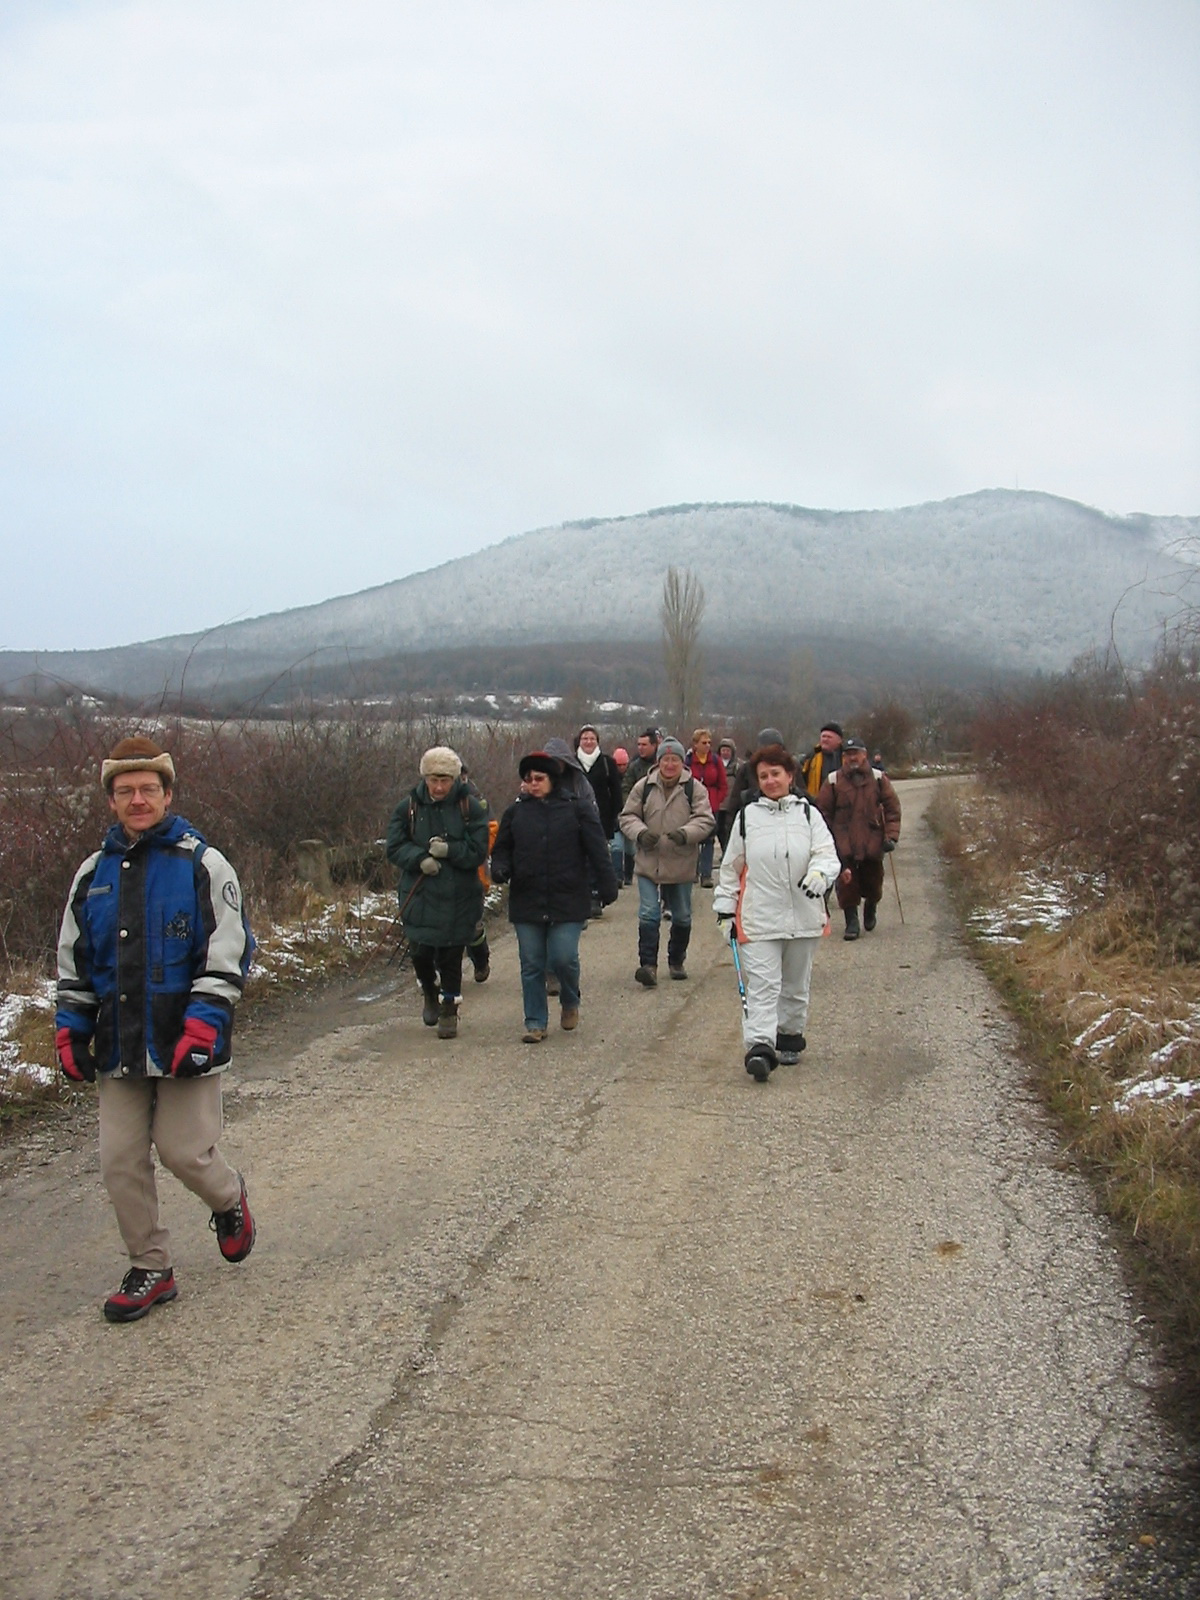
left=619, top=737, right=714, bottom=985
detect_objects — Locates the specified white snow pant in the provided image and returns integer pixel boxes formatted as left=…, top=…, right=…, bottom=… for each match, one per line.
left=738, top=936, right=817, bottom=1048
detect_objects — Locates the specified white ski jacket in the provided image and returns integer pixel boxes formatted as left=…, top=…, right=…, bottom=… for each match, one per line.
left=713, top=793, right=840, bottom=941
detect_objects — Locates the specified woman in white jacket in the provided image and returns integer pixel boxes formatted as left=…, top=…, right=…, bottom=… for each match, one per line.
left=714, top=743, right=841, bottom=1082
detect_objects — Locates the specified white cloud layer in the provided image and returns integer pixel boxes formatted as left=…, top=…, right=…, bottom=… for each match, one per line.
left=1, top=0, right=1197, bottom=648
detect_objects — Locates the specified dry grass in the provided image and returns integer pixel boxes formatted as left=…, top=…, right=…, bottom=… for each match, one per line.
left=931, top=779, right=1200, bottom=1416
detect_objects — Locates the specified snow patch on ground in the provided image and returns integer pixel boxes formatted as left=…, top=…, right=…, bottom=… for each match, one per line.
left=0, top=980, right=56, bottom=1089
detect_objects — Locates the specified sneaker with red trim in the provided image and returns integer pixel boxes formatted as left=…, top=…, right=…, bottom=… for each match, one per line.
left=103, top=1266, right=178, bottom=1323
left=210, top=1172, right=255, bottom=1263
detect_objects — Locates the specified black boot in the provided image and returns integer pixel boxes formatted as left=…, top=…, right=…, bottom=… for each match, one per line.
left=469, top=932, right=491, bottom=981
left=843, top=907, right=860, bottom=941
left=636, top=923, right=660, bottom=986
left=863, top=900, right=877, bottom=932
left=667, top=923, right=691, bottom=980
left=744, top=1042, right=778, bottom=1082
left=776, top=1031, right=806, bottom=1065
left=421, top=987, right=439, bottom=1027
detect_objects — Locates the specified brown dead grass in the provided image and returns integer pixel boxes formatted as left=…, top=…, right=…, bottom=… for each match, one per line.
left=930, top=779, right=1200, bottom=1420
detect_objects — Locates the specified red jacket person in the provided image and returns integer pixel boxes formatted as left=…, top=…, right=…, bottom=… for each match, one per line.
left=56, top=736, right=256, bottom=1322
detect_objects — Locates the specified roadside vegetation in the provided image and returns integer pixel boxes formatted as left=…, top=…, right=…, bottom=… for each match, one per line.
left=928, top=647, right=1200, bottom=1418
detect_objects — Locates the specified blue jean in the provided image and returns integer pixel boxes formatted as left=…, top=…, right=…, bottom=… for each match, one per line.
left=636, top=877, right=692, bottom=930
left=610, top=829, right=625, bottom=882
left=697, top=835, right=715, bottom=880
left=514, top=921, right=584, bottom=1029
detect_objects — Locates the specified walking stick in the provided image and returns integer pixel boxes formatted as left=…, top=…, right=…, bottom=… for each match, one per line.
left=888, top=850, right=905, bottom=925
left=385, top=876, right=425, bottom=967
left=729, top=930, right=749, bottom=1019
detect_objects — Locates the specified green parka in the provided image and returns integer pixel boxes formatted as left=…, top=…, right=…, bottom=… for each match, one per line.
left=385, top=778, right=489, bottom=947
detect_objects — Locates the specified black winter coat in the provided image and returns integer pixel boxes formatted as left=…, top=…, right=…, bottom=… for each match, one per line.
left=578, top=751, right=624, bottom=835
left=491, top=790, right=618, bottom=925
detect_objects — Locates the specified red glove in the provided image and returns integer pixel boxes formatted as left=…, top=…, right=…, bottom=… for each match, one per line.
left=56, top=1026, right=96, bottom=1083
left=171, top=1017, right=219, bottom=1077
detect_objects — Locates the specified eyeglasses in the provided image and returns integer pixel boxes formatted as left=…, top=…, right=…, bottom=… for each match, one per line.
left=112, top=783, right=164, bottom=800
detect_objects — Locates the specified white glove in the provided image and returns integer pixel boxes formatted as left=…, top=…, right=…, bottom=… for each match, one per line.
left=800, top=868, right=826, bottom=899
left=428, top=837, right=450, bottom=859
left=419, top=856, right=441, bottom=876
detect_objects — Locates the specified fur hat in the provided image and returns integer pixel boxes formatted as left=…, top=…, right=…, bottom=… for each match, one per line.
left=101, top=736, right=176, bottom=793
left=519, top=751, right=562, bottom=781
left=657, top=737, right=687, bottom=762
left=420, top=746, right=463, bottom=780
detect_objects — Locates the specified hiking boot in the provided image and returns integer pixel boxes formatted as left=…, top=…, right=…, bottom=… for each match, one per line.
left=561, top=1007, right=579, bottom=1030
left=776, top=1032, right=807, bottom=1066
left=546, top=974, right=560, bottom=997
left=590, top=899, right=604, bottom=919
left=667, top=923, right=691, bottom=979
left=744, top=1044, right=777, bottom=1083
left=863, top=900, right=877, bottom=932
left=103, top=1265, right=178, bottom=1323
left=843, top=907, right=861, bottom=941
left=421, top=987, right=439, bottom=1026
left=522, top=1027, right=547, bottom=1043
left=471, top=955, right=490, bottom=982
left=699, top=876, right=714, bottom=889
left=210, top=1172, right=255, bottom=1263
left=436, top=999, right=458, bottom=1039
left=635, top=965, right=658, bottom=987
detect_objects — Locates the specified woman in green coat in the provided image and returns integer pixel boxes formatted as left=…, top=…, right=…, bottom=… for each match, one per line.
left=385, top=746, right=488, bottom=1039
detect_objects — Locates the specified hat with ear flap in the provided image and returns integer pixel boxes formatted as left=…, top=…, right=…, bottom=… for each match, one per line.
left=101, top=736, right=176, bottom=793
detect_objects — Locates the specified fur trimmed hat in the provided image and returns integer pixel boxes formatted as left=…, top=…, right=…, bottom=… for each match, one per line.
left=419, top=746, right=463, bottom=779
left=519, top=751, right=562, bottom=781
left=100, top=736, right=176, bottom=793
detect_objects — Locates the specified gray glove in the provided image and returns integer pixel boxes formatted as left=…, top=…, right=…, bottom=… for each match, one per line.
left=428, top=837, right=450, bottom=859
left=666, top=829, right=688, bottom=846
left=419, top=856, right=441, bottom=876
left=800, top=867, right=826, bottom=898
left=882, top=838, right=897, bottom=853
left=640, top=830, right=660, bottom=849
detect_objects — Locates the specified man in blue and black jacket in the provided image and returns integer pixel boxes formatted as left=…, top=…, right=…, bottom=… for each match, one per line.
left=56, top=736, right=256, bottom=1323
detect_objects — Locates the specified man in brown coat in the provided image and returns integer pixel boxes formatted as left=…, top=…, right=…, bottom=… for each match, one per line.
left=816, top=737, right=901, bottom=940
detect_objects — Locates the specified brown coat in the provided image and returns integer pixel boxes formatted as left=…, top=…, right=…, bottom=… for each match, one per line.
left=619, top=770, right=715, bottom=884
left=816, top=766, right=901, bottom=863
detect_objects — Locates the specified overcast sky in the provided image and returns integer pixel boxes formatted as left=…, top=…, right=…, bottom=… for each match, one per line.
left=1, top=1, right=1197, bottom=652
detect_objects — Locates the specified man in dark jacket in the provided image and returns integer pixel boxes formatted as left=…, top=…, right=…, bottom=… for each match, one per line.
left=816, top=738, right=902, bottom=940
left=386, top=746, right=489, bottom=1038
left=621, top=727, right=660, bottom=799
left=490, top=752, right=618, bottom=1041
left=56, top=736, right=256, bottom=1323
left=801, top=722, right=844, bottom=797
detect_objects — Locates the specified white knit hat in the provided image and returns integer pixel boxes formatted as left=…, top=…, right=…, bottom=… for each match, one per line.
left=419, top=746, right=463, bottom=779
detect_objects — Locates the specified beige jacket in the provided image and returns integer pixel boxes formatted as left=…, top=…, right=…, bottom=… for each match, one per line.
left=619, top=770, right=715, bottom=884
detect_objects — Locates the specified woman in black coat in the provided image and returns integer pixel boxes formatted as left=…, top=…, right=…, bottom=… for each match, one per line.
left=489, top=751, right=618, bottom=1043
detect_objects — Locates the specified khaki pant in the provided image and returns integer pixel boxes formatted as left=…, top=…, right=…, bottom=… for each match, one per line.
left=97, top=1075, right=242, bottom=1271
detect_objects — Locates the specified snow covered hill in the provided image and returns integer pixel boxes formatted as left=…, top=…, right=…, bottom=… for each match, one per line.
left=3, top=491, right=1196, bottom=699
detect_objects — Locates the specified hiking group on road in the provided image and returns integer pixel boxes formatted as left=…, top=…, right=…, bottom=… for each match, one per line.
left=55, top=720, right=900, bottom=1323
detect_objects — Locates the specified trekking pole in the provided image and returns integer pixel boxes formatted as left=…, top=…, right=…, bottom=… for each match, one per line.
left=729, top=930, right=749, bottom=1019
left=888, top=851, right=906, bottom=925
left=385, top=876, right=425, bottom=967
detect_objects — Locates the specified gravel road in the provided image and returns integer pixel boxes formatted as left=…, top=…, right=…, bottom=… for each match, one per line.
left=1, top=777, right=1197, bottom=1599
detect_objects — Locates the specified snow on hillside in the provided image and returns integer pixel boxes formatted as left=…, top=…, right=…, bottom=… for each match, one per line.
left=3, top=491, right=1196, bottom=695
